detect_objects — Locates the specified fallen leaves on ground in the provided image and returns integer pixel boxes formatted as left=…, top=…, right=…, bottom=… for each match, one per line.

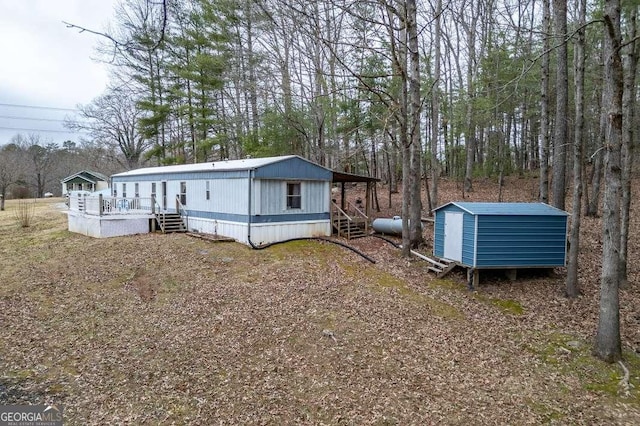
left=0, top=183, right=639, bottom=425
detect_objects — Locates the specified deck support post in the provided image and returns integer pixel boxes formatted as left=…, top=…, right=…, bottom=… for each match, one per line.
left=467, top=268, right=479, bottom=290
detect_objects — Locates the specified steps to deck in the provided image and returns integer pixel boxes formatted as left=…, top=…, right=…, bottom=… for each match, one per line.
left=333, top=220, right=367, bottom=239
left=156, top=213, right=186, bottom=233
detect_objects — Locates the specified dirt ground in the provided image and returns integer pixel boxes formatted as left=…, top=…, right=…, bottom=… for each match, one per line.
left=1, top=178, right=640, bottom=425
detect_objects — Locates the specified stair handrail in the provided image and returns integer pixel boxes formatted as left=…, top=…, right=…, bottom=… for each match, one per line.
left=154, top=198, right=166, bottom=233
left=332, top=202, right=352, bottom=221
left=332, top=202, right=352, bottom=239
left=175, top=196, right=189, bottom=231
left=347, top=201, right=369, bottom=233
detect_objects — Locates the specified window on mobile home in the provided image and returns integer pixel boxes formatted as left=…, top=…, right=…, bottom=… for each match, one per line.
left=286, top=182, right=301, bottom=209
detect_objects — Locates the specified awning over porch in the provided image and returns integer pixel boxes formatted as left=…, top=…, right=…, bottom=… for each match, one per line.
left=331, top=170, right=379, bottom=220
left=331, top=171, right=380, bottom=184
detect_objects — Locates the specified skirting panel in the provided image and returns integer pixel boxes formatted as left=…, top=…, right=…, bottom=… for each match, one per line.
left=68, top=212, right=152, bottom=238
left=187, top=217, right=331, bottom=245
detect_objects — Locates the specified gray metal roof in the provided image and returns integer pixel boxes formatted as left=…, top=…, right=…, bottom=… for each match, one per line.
left=435, top=202, right=569, bottom=216
left=111, top=155, right=299, bottom=178
left=111, top=155, right=378, bottom=184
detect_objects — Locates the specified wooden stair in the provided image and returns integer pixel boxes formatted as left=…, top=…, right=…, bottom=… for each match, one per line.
left=430, top=259, right=457, bottom=278
left=156, top=213, right=186, bottom=233
left=333, top=219, right=367, bottom=240
left=404, top=247, right=457, bottom=278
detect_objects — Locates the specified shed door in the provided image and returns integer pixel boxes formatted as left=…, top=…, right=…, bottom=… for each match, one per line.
left=443, top=212, right=464, bottom=262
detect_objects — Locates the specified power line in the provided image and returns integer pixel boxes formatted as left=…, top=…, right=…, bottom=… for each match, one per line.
left=0, top=126, right=89, bottom=134
left=0, top=102, right=78, bottom=112
left=0, top=115, right=84, bottom=123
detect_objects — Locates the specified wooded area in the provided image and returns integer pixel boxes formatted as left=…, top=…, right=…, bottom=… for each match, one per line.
left=1, top=0, right=638, bottom=362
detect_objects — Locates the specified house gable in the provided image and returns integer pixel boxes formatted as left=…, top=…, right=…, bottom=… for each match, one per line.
left=61, top=170, right=108, bottom=185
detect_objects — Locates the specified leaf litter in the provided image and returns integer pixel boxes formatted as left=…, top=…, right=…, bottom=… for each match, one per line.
left=1, top=185, right=640, bottom=425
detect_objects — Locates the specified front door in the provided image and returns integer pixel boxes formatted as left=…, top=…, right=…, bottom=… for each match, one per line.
left=161, top=181, right=167, bottom=211
left=179, top=182, right=187, bottom=206
left=443, top=212, right=463, bottom=262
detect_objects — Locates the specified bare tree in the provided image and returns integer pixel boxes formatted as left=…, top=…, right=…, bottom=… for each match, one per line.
left=566, top=0, right=586, bottom=298
left=594, top=0, right=623, bottom=363
left=12, top=134, right=57, bottom=198
left=429, top=0, right=442, bottom=211
left=619, top=6, right=638, bottom=288
left=407, top=0, right=423, bottom=247
left=68, top=88, right=150, bottom=169
left=539, top=0, right=551, bottom=203
left=462, top=0, right=481, bottom=194
left=0, top=143, right=25, bottom=210
left=551, top=0, right=568, bottom=210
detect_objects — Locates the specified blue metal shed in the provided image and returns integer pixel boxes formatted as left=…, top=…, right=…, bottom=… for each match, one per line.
left=433, top=202, right=569, bottom=269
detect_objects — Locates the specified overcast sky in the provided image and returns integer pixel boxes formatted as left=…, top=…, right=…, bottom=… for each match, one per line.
left=0, top=0, right=116, bottom=145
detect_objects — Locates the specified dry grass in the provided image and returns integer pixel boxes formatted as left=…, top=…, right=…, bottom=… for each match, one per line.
left=1, top=190, right=640, bottom=425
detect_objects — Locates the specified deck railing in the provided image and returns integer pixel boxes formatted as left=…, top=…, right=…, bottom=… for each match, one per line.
left=69, top=193, right=155, bottom=216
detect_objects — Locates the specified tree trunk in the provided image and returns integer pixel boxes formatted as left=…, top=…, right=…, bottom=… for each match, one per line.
left=594, top=0, right=623, bottom=363
left=587, top=125, right=604, bottom=217
left=463, top=18, right=476, bottom=194
left=429, top=0, right=442, bottom=210
left=407, top=0, right=423, bottom=248
left=539, top=0, right=551, bottom=203
left=552, top=0, right=568, bottom=210
left=566, top=0, right=586, bottom=298
left=619, top=8, right=638, bottom=288
left=245, top=1, right=259, bottom=139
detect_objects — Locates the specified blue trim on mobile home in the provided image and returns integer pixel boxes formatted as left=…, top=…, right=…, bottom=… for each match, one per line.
left=185, top=210, right=330, bottom=223
left=113, top=171, right=249, bottom=182
left=434, top=202, right=569, bottom=269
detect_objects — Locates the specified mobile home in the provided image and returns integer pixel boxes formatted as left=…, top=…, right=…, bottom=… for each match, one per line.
left=110, top=155, right=333, bottom=245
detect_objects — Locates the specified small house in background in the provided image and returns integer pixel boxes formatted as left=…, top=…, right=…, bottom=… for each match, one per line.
left=61, top=171, right=108, bottom=195
left=433, top=202, right=569, bottom=284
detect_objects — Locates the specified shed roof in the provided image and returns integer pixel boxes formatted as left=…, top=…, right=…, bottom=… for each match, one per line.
left=435, top=202, right=569, bottom=216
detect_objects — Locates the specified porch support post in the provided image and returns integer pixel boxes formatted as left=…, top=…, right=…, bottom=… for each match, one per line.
left=365, top=182, right=371, bottom=218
